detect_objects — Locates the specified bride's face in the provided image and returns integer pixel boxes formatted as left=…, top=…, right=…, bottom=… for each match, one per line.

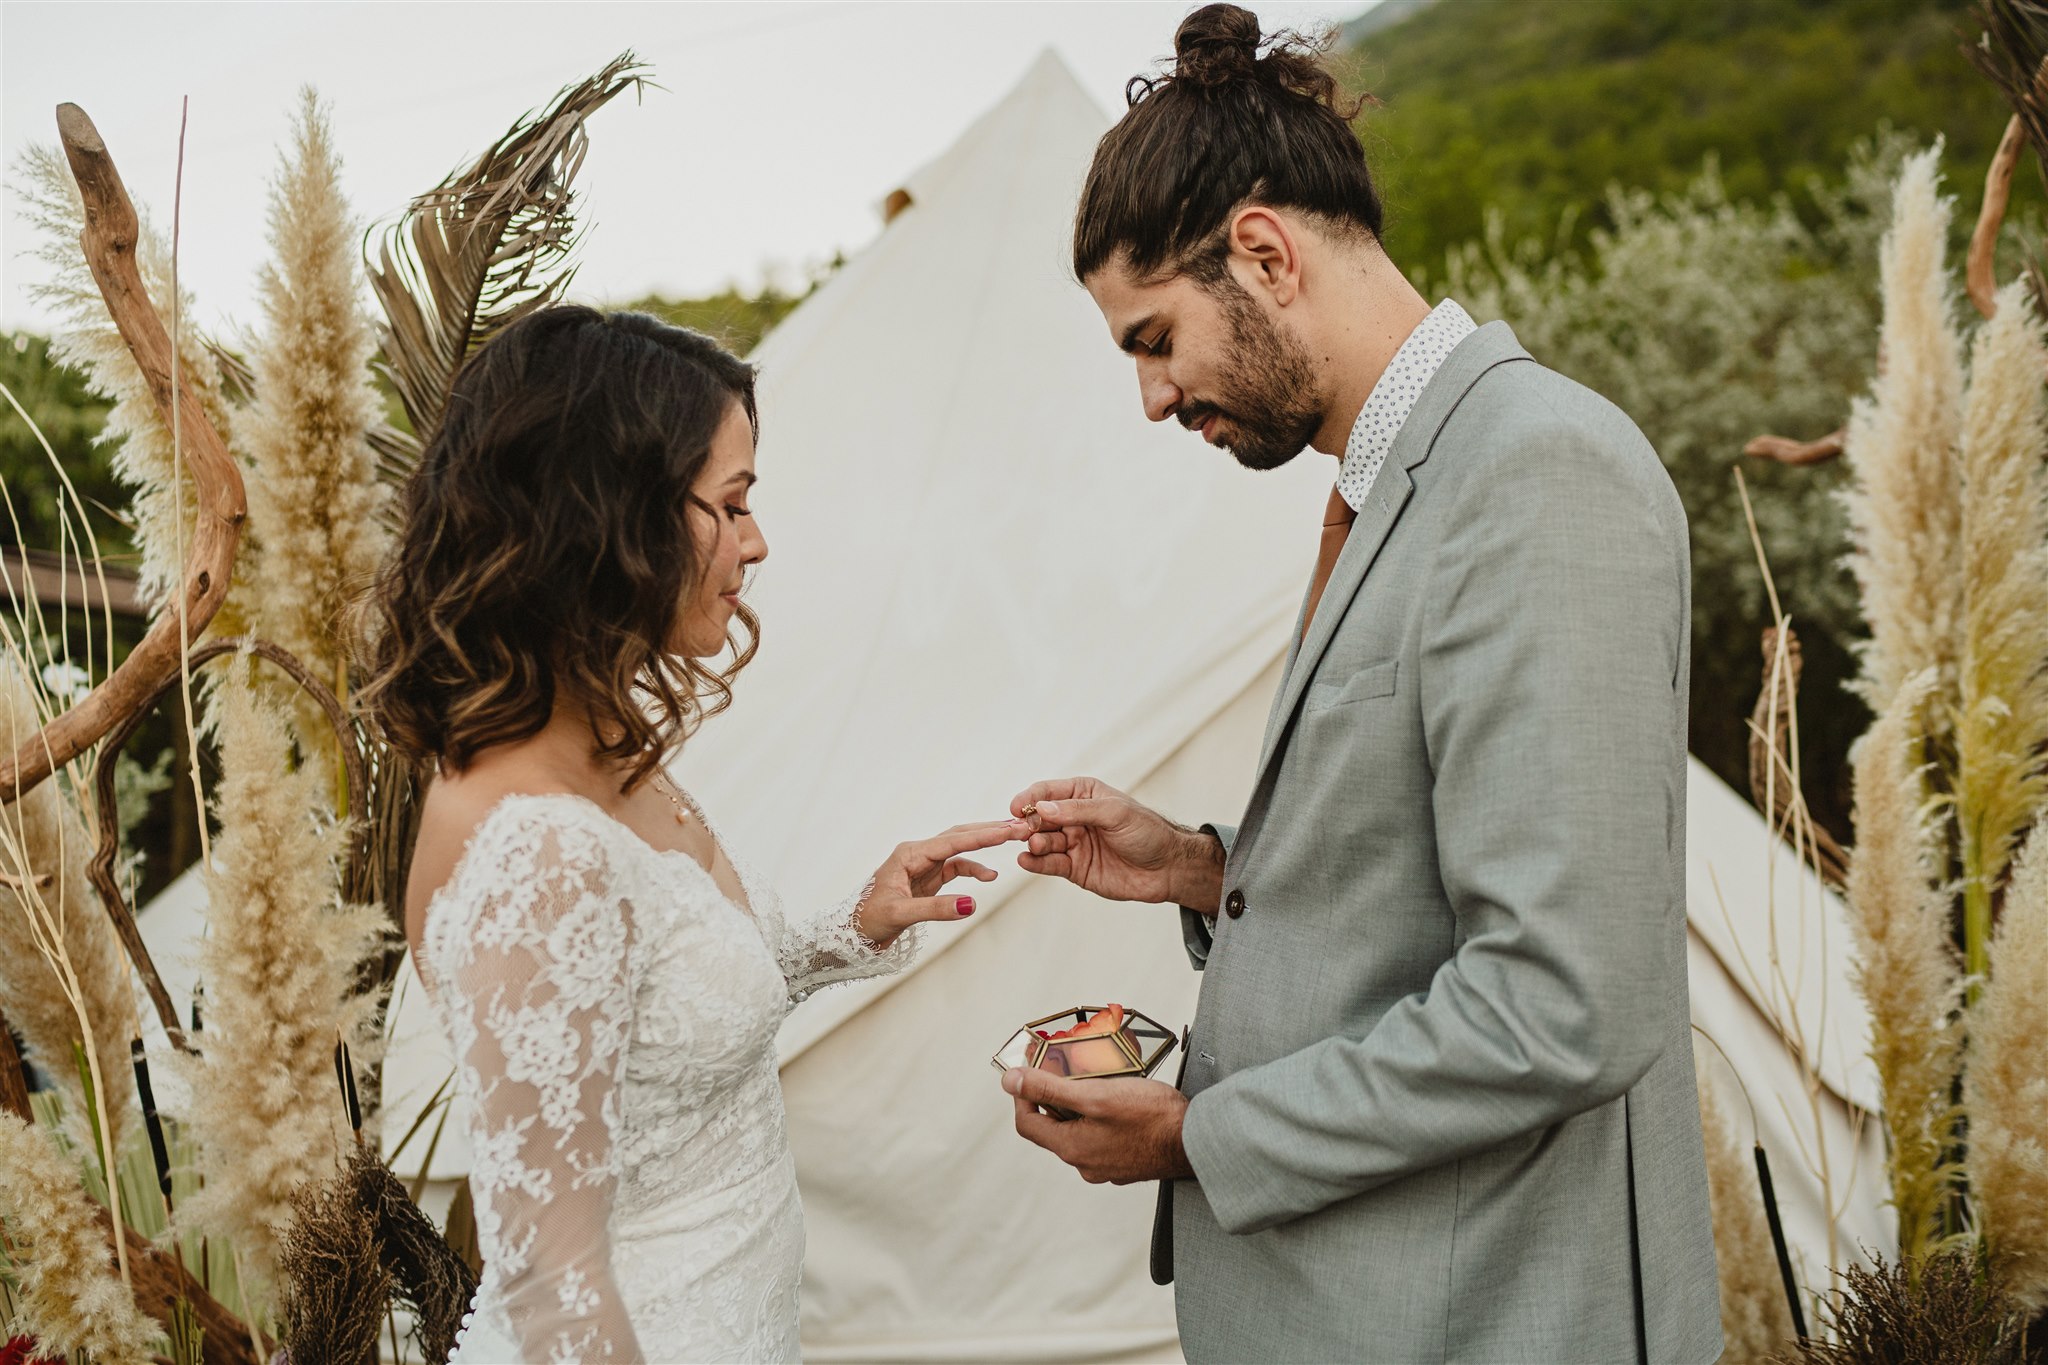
left=675, top=401, right=766, bottom=658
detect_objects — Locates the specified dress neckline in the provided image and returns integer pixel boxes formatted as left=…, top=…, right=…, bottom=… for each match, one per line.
left=417, top=788, right=763, bottom=985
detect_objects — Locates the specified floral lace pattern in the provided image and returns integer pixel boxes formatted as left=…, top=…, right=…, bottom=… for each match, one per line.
left=418, top=792, right=916, bottom=1364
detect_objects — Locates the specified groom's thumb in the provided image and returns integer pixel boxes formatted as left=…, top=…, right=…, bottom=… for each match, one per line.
left=1004, top=1065, right=1084, bottom=1112
left=1031, top=797, right=1121, bottom=830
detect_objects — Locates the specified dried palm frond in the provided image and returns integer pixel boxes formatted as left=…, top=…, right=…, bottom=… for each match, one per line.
left=173, top=669, right=388, bottom=1303
left=366, top=51, right=647, bottom=468
left=1969, top=1, right=2048, bottom=174
left=233, top=88, right=390, bottom=778
left=1844, top=670, right=1966, bottom=1263
left=1839, top=147, right=1966, bottom=732
left=1955, top=280, right=2048, bottom=983
left=1771, top=1246, right=2027, bottom=1365
left=0, top=1113, right=155, bottom=1365
left=1966, top=813, right=2048, bottom=1314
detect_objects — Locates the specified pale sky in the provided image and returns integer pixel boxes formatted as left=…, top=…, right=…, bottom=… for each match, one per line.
left=0, top=1, right=1370, bottom=338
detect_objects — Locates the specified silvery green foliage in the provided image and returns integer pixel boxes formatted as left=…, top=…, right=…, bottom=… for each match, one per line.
left=1442, top=136, right=1916, bottom=814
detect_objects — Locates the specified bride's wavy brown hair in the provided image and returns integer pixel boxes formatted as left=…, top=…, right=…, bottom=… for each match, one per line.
left=355, top=305, right=759, bottom=791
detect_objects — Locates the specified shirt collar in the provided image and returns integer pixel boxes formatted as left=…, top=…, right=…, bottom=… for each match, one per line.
left=1335, top=299, right=1477, bottom=513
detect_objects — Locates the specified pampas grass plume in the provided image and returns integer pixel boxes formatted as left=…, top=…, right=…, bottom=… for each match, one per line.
left=1844, top=670, right=1964, bottom=1261
left=233, top=88, right=389, bottom=760
left=1696, top=1054, right=1795, bottom=1361
left=0, top=647, right=137, bottom=1147
left=1954, top=280, right=2048, bottom=954
left=1840, top=146, right=1966, bottom=726
left=174, top=670, right=387, bottom=1299
left=0, top=1113, right=156, bottom=1365
left=16, top=143, right=245, bottom=617
left=1965, top=814, right=2048, bottom=1313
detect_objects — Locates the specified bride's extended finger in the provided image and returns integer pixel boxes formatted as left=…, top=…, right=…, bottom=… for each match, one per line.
left=917, top=820, right=1031, bottom=862
left=940, top=857, right=998, bottom=883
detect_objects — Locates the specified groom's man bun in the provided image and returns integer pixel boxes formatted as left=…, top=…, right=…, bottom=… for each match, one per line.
left=1071, top=3, right=1382, bottom=287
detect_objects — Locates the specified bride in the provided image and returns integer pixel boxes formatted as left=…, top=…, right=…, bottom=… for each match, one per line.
left=357, top=305, right=1024, bottom=1362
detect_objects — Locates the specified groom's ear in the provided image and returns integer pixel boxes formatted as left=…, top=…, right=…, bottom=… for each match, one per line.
left=1225, top=206, right=1302, bottom=309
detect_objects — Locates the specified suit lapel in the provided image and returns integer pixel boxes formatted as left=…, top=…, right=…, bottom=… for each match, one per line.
left=1250, top=321, right=1533, bottom=783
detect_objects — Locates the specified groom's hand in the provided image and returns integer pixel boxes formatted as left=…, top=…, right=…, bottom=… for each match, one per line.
left=1003, top=1068, right=1194, bottom=1184
left=1010, top=777, right=1223, bottom=909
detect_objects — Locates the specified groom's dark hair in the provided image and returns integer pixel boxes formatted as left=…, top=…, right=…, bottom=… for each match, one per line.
left=1071, top=3, right=1382, bottom=287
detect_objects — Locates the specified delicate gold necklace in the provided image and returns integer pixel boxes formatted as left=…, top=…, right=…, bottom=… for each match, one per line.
left=651, top=769, right=694, bottom=826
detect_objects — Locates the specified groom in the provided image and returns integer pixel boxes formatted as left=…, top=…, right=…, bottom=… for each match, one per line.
left=1002, top=6, right=1721, bottom=1362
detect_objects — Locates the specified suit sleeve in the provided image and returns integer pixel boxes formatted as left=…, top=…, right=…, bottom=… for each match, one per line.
left=1179, top=418, right=1687, bottom=1235
left=1178, top=822, right=1236, bottom=970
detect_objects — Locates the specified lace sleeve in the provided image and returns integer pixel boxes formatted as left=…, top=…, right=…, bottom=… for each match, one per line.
left=775, top=879, right=921, bottom=1000
left=434, top=809, right=644, bottom=1363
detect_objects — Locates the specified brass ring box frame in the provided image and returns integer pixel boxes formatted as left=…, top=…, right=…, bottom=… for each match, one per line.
left=991, top=1005, right=1180, bottom=1121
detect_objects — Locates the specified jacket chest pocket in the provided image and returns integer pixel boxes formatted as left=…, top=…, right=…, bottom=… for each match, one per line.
left=1306, top=659, right=1397, bottom=712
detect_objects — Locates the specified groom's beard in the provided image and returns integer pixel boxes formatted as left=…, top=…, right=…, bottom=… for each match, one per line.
left=1181, top=282, right=1325, bottom=472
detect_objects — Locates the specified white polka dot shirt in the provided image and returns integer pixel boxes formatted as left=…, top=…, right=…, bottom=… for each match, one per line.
left=1336, top=299, right=1478, bottom=513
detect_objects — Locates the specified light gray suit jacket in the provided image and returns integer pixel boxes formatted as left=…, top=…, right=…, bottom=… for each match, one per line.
left=1162, top=322, right=1721, bottom=1364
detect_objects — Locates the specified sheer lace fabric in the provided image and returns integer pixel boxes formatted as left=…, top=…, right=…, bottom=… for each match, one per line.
left=417, top=793, right=916, bottom=1364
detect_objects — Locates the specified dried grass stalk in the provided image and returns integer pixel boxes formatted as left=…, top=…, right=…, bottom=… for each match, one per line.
left=1840, top=147, right=1966, bottom=728
left=173, top=671, right=388, bottom=1300
left=232, top=88, right=389, bottom=768
left=350, top=1148, right=477, bottom=1362
left=274, top=1144, right=478, bottom=1364
left=275, top=1148, right=390, bottom=1365
left=1965, top=814, right=2048, bottom=1314
left=0, top=646, right=136, bottom=1148
left=15, top=143, right=245, bottom=617
left=0, top=1113, right=155, bottom=1365
left=1954, top=279, right=2048, bottom=978
left=1697, top=1056, right=1797, bottom=1361
left=1771, top=1246, right=2026, bottom=1364
left=1844, top=671, right=1965, bottom=1262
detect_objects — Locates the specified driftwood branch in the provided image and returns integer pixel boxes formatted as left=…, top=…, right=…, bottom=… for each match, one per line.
left=1743, top=428, right=1846, bottom=466
left=1747, top=625, right=1849, bottom=891
left=0, top=1005, right=31, bottom=1121
left=0, top=103, right=247, bottom=806
left=88, top=637, right=369, bottom=1054
left=1970, top=115, right=2026, bottom=320
left=104, top=1210, right=260, bottom=1365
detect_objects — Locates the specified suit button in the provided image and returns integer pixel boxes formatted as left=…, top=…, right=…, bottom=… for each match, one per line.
left=1224, top=889, right=1246, bottom=919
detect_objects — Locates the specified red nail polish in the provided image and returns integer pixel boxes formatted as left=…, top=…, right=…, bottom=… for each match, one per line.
left=956, top=897, right=975, bottom=916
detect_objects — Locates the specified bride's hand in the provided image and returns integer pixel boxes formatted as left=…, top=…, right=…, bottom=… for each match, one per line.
left=856, top=819, right=1031, bottom=949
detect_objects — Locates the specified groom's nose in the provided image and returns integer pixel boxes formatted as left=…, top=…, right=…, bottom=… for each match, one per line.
left=1137, top=355, right=1181, bottom=425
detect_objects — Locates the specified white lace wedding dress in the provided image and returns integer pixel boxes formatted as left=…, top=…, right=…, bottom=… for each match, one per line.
left=415, top=791, right=917, bottom=1364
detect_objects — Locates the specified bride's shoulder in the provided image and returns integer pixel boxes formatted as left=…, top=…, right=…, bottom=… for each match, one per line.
left=404, top=762, right=619, bottom=946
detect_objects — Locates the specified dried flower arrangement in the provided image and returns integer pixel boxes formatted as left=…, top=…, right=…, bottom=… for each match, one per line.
left=0, top=53, right=640, bottom=1361
left=1721, top=2, right=2048, bottom=1355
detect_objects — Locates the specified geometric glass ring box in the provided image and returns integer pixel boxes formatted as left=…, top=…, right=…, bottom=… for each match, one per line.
left=990, top=1003, right=1179, bottom=1120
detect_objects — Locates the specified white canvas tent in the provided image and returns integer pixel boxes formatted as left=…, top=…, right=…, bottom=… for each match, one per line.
left=135, top=49, right=1889, bottom=1363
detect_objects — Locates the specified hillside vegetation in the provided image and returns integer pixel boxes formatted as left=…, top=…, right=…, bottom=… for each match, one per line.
left=1342, top=0, right=2023, bottom=272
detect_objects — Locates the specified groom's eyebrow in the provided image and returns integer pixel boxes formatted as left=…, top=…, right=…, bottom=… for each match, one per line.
left=1117, top=314, right=1158, bottom=355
